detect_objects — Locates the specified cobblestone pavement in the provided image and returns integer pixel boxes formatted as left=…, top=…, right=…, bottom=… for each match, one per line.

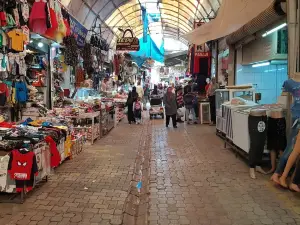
left=2, top=119, right=300, bottom=225
left=0, top=122, right=145, bottom=225
left=149, top=121, right=300, bottom=225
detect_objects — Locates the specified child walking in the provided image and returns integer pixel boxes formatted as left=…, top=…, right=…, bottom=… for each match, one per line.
left=133, top=97, right=143, bottom=124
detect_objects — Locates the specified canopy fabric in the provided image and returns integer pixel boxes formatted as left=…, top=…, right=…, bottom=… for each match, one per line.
left=130, top=35, right=164, bottom=65
left=182, top=0, right=274, bottom=45
left=62, top=0, right=221, bottom=48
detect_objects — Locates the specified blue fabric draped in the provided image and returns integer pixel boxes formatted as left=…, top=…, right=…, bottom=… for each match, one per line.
left=130, top=35, right=164, bottom=65
left=142, top=6, right=148, bottom=43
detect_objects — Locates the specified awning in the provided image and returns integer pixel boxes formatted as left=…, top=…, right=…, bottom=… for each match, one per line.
left=226, top=1, right=286, bottom=45
left=182, top=0, right=274, bottom=45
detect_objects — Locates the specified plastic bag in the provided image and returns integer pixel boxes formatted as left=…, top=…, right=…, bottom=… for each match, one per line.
left=177, top=108, right=184, bottom=118
left=124, top=107, right=128, bottom=114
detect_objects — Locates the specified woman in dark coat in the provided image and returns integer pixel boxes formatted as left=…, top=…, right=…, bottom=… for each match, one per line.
left=163, top=87, right=178, bottom=128
left=126, top=86, right=138, bottom=124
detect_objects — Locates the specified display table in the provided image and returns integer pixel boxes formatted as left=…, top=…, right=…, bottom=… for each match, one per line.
left=71, top=135, right=84, bottom=159
left=67, top=112, right=101, bottom=145
left=101, top=107, right=115, bottom=137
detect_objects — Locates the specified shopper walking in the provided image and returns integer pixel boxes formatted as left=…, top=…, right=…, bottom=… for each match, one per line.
left=152, top=85, right=158, bottom=95
left=136, top=80, right=144, bottom=99
left=143, top=83, right=150, bottom=109
left=133, top=97, right=143, bottom=124
left=184, top=92, right=197, bottom=124
left=184, top=81, right=193, bottom=96
left=163, top=87, right=177, bottom=128
left=207, top=77, right=218, bottom=125
left=126, top=86, right=138, bottom=124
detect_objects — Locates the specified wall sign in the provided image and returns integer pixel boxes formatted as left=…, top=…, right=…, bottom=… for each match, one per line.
left=116, top=29, right=140, bottom=51
left=69, top=15, right=88, bottom=47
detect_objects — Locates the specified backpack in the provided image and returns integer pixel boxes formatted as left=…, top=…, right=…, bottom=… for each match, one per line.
left=135, top=101, right=141, bottom=110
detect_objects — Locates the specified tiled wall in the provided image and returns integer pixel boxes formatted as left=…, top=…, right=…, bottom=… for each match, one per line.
left=236, top=64, right=288, bottom=104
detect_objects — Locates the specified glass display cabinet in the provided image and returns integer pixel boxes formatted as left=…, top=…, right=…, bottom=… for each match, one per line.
left=215, top=88, right=255, bottom=134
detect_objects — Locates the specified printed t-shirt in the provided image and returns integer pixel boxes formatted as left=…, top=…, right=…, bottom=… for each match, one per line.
left=7, top=29, right=27, bottom=52
left=283, top=79, right=300, bottom=118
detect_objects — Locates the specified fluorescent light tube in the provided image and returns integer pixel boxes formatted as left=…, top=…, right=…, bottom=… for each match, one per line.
left=262, top=23, right=287, bottom=37
left=252, top=62, right=270, bottom=68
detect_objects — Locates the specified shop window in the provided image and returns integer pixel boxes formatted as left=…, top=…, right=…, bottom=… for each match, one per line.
left=277, top=28, right=288, bottom=54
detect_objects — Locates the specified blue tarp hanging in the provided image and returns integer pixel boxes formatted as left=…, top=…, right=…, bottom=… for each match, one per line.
left=130, top=35, right=164, bottom=65
left=141, top=6, right=148, bottom=43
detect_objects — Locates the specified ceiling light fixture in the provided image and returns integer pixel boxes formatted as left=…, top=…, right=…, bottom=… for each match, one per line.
left=262, top=23, right=287, bottom=37
left=252, top=62, right=270, bottom=68
left=38, top=42, right=44, bottom=48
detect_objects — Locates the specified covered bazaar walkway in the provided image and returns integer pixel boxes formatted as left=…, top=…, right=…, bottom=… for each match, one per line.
left=1, top=119, right=300, bottom=225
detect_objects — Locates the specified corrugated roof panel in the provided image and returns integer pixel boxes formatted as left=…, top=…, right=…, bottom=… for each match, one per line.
left=99, top=1, right=116, bottom=20
left=65, top=0, right=221, bottom=47
left=93, top=0, right=110, bottom=14
left=75, top=4, right=90, bottom=24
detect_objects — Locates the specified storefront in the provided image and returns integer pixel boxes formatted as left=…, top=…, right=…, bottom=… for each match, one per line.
left=0, top=0, right=132, bottom=200
left=212, top=0, right=288, bottom=179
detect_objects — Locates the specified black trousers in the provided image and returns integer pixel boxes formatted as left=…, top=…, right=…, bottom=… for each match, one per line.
left=166, top=114, right=177, bottom=127
left=127, top=104, right=135, bottom=123
left=248, top=115, right=267, bottom=168
left=209, top=95, right=216, bottom=123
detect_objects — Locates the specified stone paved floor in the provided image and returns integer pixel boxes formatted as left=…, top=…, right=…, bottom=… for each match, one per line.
left=0, top=122, right=144, bottom=225
left=149, top=121, right=300, bottom=225
left=2, top=119, right=300, bottom=225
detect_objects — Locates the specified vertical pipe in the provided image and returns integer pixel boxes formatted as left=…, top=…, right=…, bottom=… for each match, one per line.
left=48, top=46, right=52, bottom=109
left=286, top=0, right=297, bottom=132
left=215, top=40, right=219, bottom=82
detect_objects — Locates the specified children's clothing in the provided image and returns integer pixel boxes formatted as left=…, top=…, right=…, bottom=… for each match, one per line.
left=7, top=29, right=27, bottom=52
left=29, top=0, right=47, bottom=34
left=15, top=81, right=28, bottom=103
left=7, top=149, right=38, bottom=192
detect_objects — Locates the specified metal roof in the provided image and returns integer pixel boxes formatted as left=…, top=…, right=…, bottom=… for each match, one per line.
left=63, top=0, right=221, bottom=48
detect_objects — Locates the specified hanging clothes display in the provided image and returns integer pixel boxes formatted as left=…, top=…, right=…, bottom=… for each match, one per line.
left=82, top=43, right=92, bottom=71
left=29, top=0, right=47, bottom=34
left=63, top=35, right=78, bottom=66
left=15, top=80, right=28, bottom=103
left=7, top=149, right=38, bottom=192
left=0, top=82, right=8, bottom=106
left=75, top=66, right=84, bottom=88
left=44, top=136, right=61, bottom=168
left=7, top=29, right=27, bottom=52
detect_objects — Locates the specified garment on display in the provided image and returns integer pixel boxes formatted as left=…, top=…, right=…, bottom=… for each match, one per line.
left=248, top=109, right=267, bottom=178
left=267, top=111, right=287, bottom=152
left=29, top=0, right=47, bottom=34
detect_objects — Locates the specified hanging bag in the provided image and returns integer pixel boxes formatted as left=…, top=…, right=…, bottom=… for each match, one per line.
left=116, top=29, right=140, bottom=51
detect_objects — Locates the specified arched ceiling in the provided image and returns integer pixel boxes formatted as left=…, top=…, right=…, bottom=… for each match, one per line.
left=62, top=0, right=221, bottom=48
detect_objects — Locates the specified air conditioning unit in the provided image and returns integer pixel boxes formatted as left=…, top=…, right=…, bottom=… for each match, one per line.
left=200, top=103, right=211, bottom=124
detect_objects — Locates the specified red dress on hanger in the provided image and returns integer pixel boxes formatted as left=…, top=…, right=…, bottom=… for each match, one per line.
left=45, top=7, right=58, bottom=38
left=29, top=0, right=47, bottom=34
